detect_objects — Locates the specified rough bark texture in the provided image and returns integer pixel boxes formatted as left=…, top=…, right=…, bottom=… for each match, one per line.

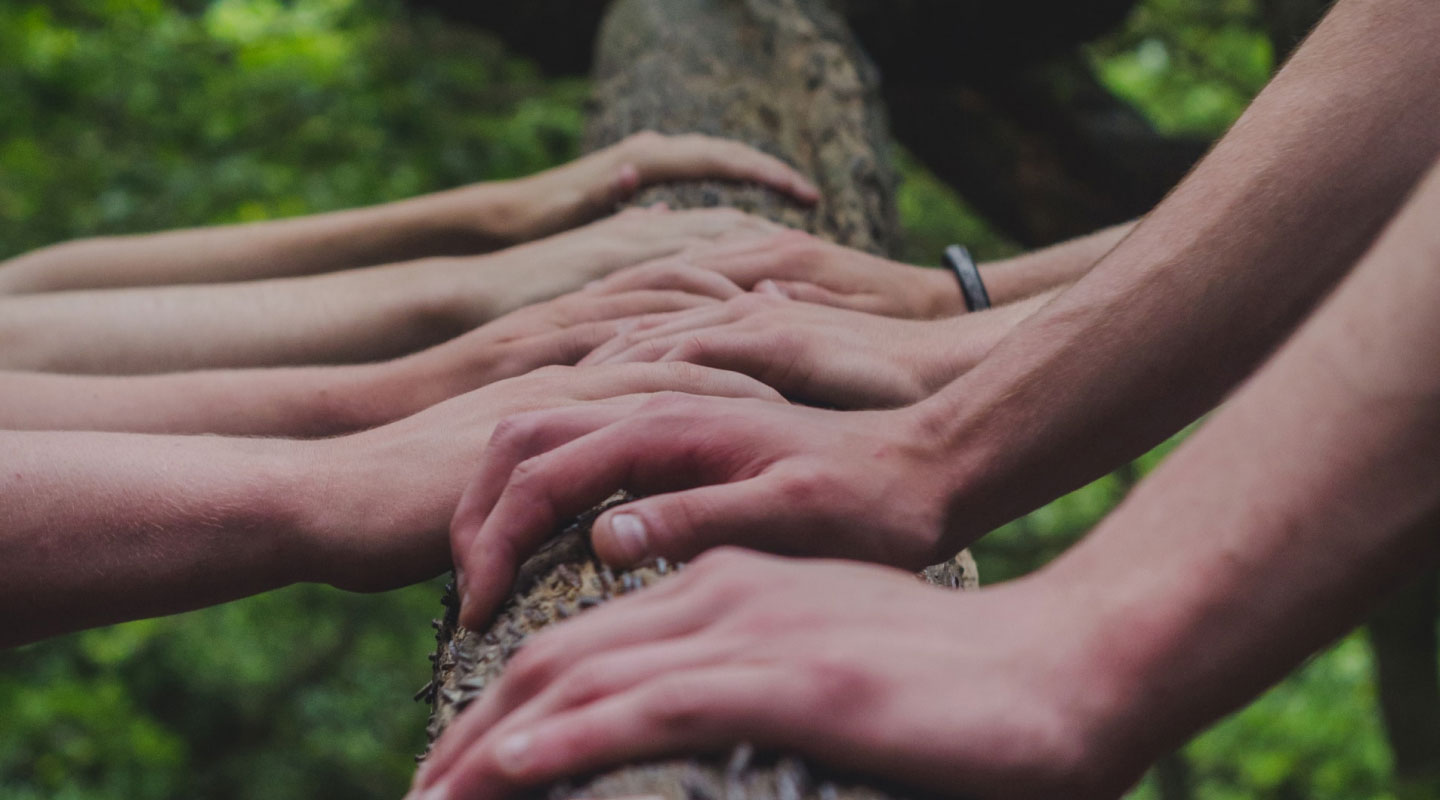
left=401, top=0, right=1203, bottom=247
left=419, top=2, right=979, bottom=797
left=583, top=0, right=900, bottom=254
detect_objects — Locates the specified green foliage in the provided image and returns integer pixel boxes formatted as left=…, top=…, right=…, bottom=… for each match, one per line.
left=0, top=0, right=587, bottom=261
left=0, top=1, right=1415, bottom=799
left=1088, top=0, right=1274, bottom=137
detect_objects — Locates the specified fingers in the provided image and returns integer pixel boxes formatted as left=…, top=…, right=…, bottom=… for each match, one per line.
left=756, top=278, right=880, bottom=312
left=453, top=397, right=765, bottom=628
left=582, top=303, right=745, bottom=365
left=578, top=312, right=694, bottom=365
left=575, top=289, right=719, bottom=323
left=450, top=403, right=643, bottom=628
left=562, top=362, right=785, bottom=404
left=426, top=665, right=814, bottom=800
left=586, top=258, right=747, bottom=301
left=453, top=383, right=782, bottom=627
left=591, top=479, right=794, bottom=567
left=619, top=132, right=821, bottom=205
left=417, top=595, right=721, bottom=784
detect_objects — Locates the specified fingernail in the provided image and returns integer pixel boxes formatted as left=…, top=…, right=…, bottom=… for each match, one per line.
left=608, top=513, right=649, bottom=563
left=496, top=732, right=532, bottom=776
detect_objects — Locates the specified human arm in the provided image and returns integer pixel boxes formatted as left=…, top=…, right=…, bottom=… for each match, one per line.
left=579, top=288, right=1058, bottom=408
left=0, top=132, right=817, bottom=294
left=445, top=0, right=1440, bottom=626
left=589, top=219, right=1133, bottom=319
left=0, top=207, right=775, bottom=374
left=0, top=290, right=719, bottom=435
left=0, top=362, right=781, bottom=648
left=413, top=155, right=1440, bottom=800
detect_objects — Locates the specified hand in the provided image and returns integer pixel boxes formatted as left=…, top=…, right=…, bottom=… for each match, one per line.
left=411, top=550, right=1138, bottom=800
left=440, top=206, right=784, bottom=326
left=450, top=394, right=963, bottom=628
left=587, top=229, right=965, bottom=319
left=389, top=288, right=726, bottom=414
left=299, top=363, right=784, bottom=593
left=505, top=132, right=820, bottom=241
left=580, top=292, right=981, bottom=408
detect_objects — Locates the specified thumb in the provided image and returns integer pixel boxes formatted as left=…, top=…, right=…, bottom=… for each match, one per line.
left=591, top=481, right=779, bottom=567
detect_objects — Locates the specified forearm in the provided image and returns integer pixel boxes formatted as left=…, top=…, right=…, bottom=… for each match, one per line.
left=0, top=258, right=481, bottom=374
left=923, top=0, right=1440, bottom=535
left=0, top=431, right=320, bottom=646
left=0, top=182, right=528, bottom=294
left=915, top=287, right=1062, bottom=393
left=0, top=360, right=446, bottom=436
left=980, top=221, right=1134, bottom=305
left=1046, top=162, right=1440, bottom=769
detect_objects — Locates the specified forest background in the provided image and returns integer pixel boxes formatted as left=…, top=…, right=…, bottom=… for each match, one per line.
left=0, top=1, right=1429, bottom=798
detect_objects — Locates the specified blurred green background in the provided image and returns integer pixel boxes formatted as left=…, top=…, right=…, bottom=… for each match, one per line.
left=0, top=1, right=1426, bottom=798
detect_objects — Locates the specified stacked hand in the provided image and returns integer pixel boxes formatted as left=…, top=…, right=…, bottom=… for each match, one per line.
left=587, top=229, right=965, bottom=319
left=579, top=292, right=978, bottom=408
left=448, top=394, right=965, bottom=629
left=493, top=132, right=820, bottom=244
left=302, top=363, right=784, bottom=593
left=411, top=551, right=1139, bottom=800
left=438, top=206, right=786, bottom=327
left=385, top=288, right=727, bottom=416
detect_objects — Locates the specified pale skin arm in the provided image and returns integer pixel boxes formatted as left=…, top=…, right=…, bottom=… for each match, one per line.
left=920, top=0, right=1440, bottom=538
left=0, top=207, right=778, bottom=374
left=0, top=132, right=818, bottom=295
left=0, top=289, right=721, bottom=435
left=412, top=152, right=1440, bottom=800
left=0, top=362, right=782, bottom=648
left=444, top=0, right=1440, bottom=626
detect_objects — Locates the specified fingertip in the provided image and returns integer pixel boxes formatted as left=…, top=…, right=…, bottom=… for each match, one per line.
left=794, top=178, right=821, bottom=204
left=614, top=164, right=641, bottom=197
left=593, top=510, right=651, bottom=567
left=755, top=279, right=790, bottom=299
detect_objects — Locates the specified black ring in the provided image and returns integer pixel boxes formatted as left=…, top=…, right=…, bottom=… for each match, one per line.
left=944, top=245, right=991, bottom=312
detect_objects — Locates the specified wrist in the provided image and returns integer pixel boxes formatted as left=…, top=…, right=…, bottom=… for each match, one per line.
left=1037, top=512, right=1246, bottom=783
left=982, top=569, right=1161, bottom=796
left=915, top=265, right=969, bottom=318
left=494, top=174, right=587, bottom=244
left=288, top=430, right=451, bottom=592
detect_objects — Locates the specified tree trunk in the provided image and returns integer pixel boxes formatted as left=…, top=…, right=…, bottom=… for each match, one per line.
left=419, top=2, right=978, bottom=797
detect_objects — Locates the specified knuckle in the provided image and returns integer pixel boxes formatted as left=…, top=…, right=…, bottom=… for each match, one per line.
left=489, top=414, right=538, bottom=450
left=669, top=337, right=712, bottom=364
left=776, top=468, right=827, bottom=507
left=641, top=680, right=712, bottom=731
left=506, top=456, right=551, bottom=491
left=800, top=653, right=875, bottom=706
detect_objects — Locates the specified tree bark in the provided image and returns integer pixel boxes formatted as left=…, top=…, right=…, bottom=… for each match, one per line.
left=399, top=0, right=1206, bottom=247
left=419, top=2, right=978, bottom=797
